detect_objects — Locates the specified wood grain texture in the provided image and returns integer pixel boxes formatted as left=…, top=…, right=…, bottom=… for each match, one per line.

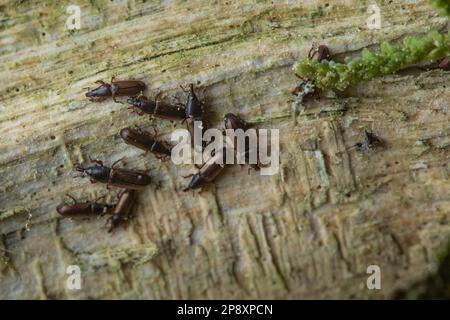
left=0, top=0, right=449, bottom=299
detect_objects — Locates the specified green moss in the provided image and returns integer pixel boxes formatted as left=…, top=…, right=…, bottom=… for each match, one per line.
left=293, top=30, right=450, bottom=91
left=430, top=0, right=450, bottom=17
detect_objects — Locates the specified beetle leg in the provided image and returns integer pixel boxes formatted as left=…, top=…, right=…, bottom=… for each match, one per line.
left=116, top=189, right=125, bottom=199
left=72, top=171, right=85, bottom=179
left=179, top=84, right=188, bottom=93
left=151, top=126, right=159, bottom=138
left=308, top=46, right=317, bottom=60
left=95, top=80, right=106, bottom=85
left=88, top=156, right=104, bottom=166
left=183, top=173, right=194, bottom=178
left=102, top=216, right=113, bottom=232
left=110, top=82, right=123, bottom=104
left=90, top=96, right=107, bottom=103
left=140, top=151, right=148, bottom=158
left=95, top=194, right=106, bottom=202
left=154, top=91, right=163, bottom=102
left=111, top=157, right=125, bottom=169
left=154, top=92, right=162, bottom=116
left=173, top=95, right=183, bottom=106
left=110, top=76, right=116, bottom=84
left=133, top=125, right=144, bottom=134
left=65, top=194, right=77, bottom=204
left=112, top=95, right=124, bottom=104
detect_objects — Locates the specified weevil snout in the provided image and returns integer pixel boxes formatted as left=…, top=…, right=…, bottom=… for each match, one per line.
left=183, top=174, right=204, bottom=192
left=107, top=215, right=123, bottom=233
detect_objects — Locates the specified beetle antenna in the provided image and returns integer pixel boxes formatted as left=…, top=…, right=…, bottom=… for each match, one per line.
left=65, top=194, right=77, bottom=204
left=74, top=164, right=84, bottom=172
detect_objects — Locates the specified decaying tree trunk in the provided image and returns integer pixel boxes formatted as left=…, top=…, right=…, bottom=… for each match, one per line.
left=0, top=0, right=449, bottom=299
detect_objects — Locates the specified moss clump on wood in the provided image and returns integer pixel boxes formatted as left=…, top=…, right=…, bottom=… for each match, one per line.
left=430, top=0, right=450, bottom=17
left=293, top=30, right=450, bottom=91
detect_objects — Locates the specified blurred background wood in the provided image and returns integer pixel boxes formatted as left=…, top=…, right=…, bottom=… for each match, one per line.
left=0, top=0, right=449, bottom=299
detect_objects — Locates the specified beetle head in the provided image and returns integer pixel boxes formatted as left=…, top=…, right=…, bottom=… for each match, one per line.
left=107, top=214, right=124, bottom=233
left=185, top=84, right=202, bottom=119
left=183, top=174, right=205, bottom=192
left=85, top=84, right=111, bottom=98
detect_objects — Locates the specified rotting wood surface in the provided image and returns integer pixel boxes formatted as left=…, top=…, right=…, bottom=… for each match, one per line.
left=0, top=0, right=449, bottom=299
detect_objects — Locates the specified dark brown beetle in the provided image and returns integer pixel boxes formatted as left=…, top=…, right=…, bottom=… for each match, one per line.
left=85, top=76, right=146, bottom=103
left=120, top=127, right=172, bottom=160
left=107, top=190, right=134, bottom=233
left=183, top=84, right=205, bottom=149
left=183, top=148, right=227, bottom=192
left=349, top=130, right=385, bottom=153
left=184, top=84, right=203, bottom=120
left=223, top=113, right=260, bottom=171
left=75, top=158, right=151, bottom=190
left=357, top=130, right=384, bottom=151
left=127, top=95, right=186, bottom=120
left=56, top=195, right=113, bottom=218
left=308, top=44, right=331, bottom=62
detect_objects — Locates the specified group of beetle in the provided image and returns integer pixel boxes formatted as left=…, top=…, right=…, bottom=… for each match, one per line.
left=60, top=42, right=443, bottom=232
left=57, top=77, right=253, bottom=232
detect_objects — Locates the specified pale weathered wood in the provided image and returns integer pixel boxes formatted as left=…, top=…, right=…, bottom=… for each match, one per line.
left=0, top=0, right=449, bottom=299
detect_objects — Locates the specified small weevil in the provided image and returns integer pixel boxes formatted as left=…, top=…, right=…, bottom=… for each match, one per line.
left=75, top=158, right=151, bottom=190
left=85, top=76, right=146, bottom=103
left=351, top=130, right=385, bottom=153
left=56, top=194, right=113, bottom=218
left=183, top=84, right=205, bottom=149
left=184, top=83, right=203, bottom=120
left=120, top=126, right=172, bottom=160
left=183, top=148, right=227, bottom=191
left=127, top=95, right=186, bottom=120
left=107, top=189, right=134, bottom=233
left=308, top=44, right=331, bottom=62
